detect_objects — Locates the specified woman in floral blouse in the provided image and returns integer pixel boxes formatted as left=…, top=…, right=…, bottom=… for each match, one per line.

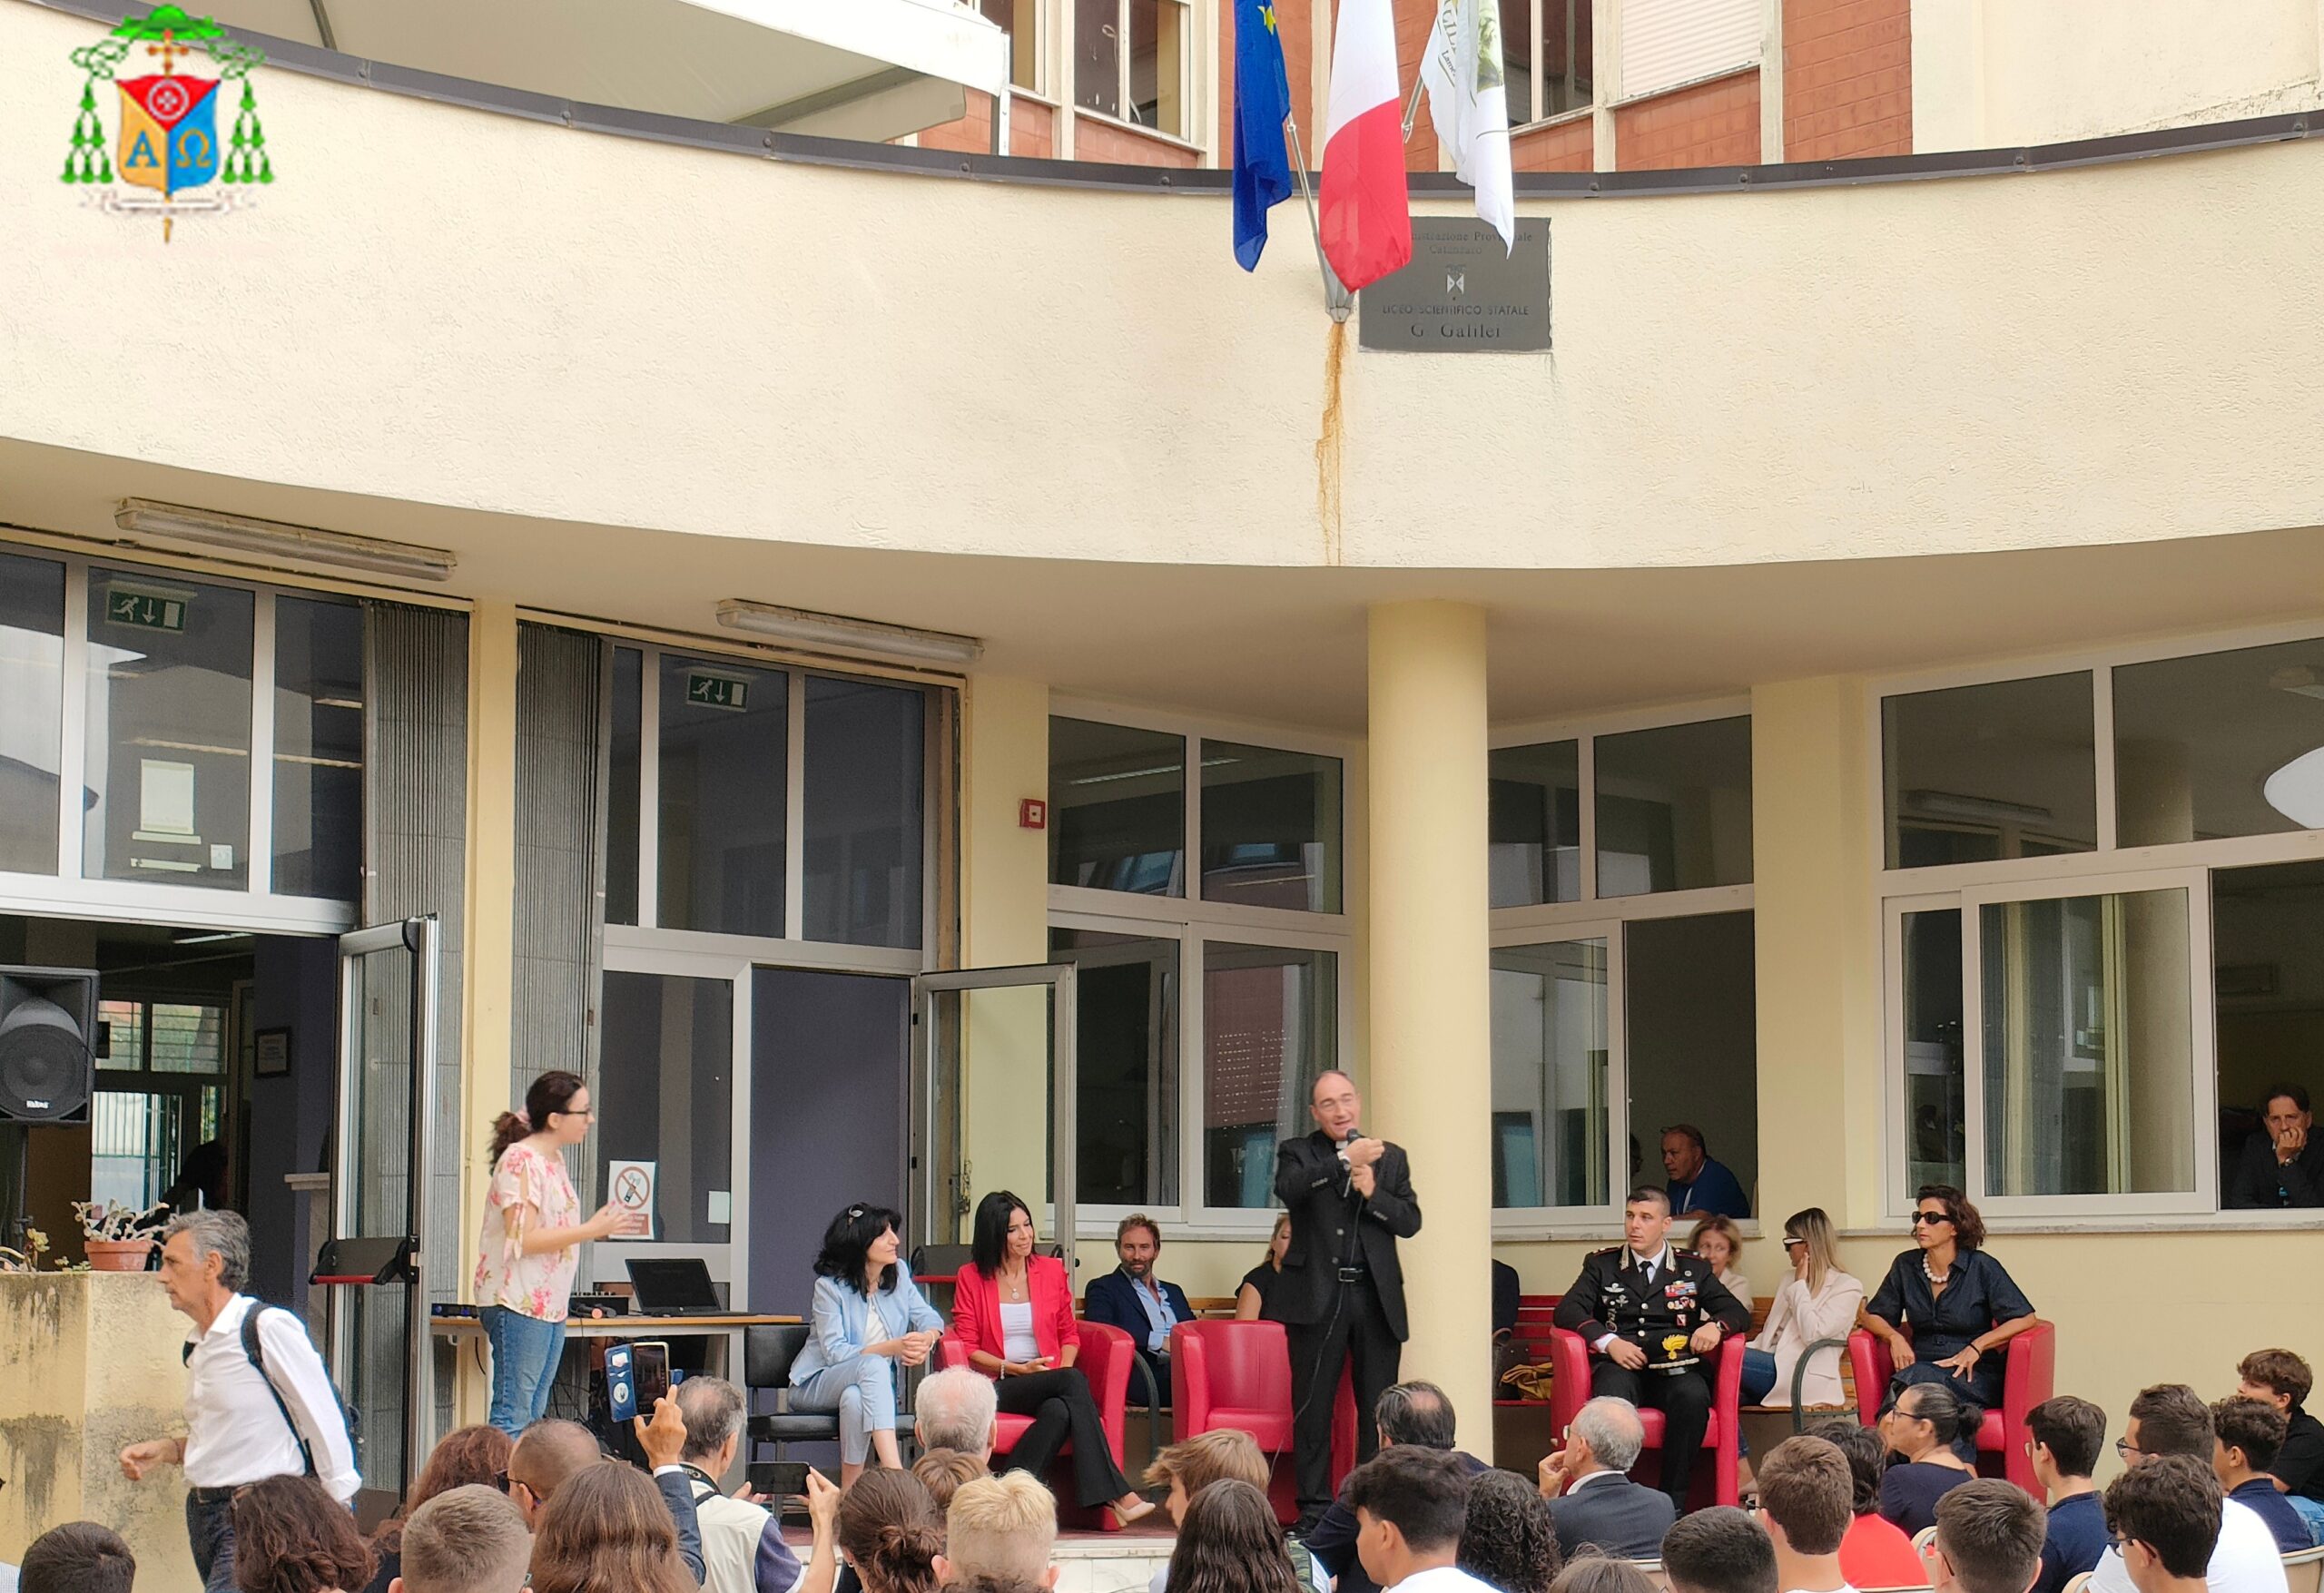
left=474, top=1070, right=632, bottom=1433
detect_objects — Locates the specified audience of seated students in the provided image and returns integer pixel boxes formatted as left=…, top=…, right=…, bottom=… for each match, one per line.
left=1166, top=1480, right=1311, bottom=1593
left=2085, top=1385, right=2290, bottom=1593
left=1308, top=1384, right=1491, bottom=1593
left=389, top=1486, right=532, bottom=1593
left=2225, top=1085, right=2324, bottom=1211
left=1459, top=1469, right=1565, bottom=1593
left=1236, top=1214, right=1292, bottom=1323
left=231, top=1475, right=378, bottom=1593
left=365, top=1425, right=514, bottom=1593
left=1744, top=1211, right=1864, bottom=1417
left=2103, top=1457, right=2225, bottom=1593
left=503, top=1411, right=707, bottom=1582
left=916, top=1367, right=1000, bottom=1463
left=950, top=1191, right=1153, bottom=1527
left=1864, top=1186, right=2039, bottom=1464
left=1344, top=1448, right=1491, bottom=1593
left=1081, top=1214, right=1195, bottom=1401
left=915, top=1451, right=991, bottom=1516
left=17, top=1524, right=134, bottom=1593
left=675, top=1376, right=814, bottom=1593
left=1662, top=1509, right=1780, bottom=1593
left=937, top=1473, right=1059, bottom=1591
left=1753, top=1437, right=1855, bottom=1593
left=2237, top=1349, right=2324, bottom=1522
left=1927, top=1480, right=2047, bottom=1593
left=1878, top=1382, right=1979, bottom=1534
left=1535, top=1397, right=1678, bottom=1561
left=2212, top=1397, right=2312, bottom=1554
left=1817, top=1422, right=1923, bottom=1590
left=837, top=1470, right=944, bottom=1593
left=531, top=1462, right=697, bottom=1593
left=1549, top=1557, right=1664, bottom=1593
left=2024, top=1396, right=2110, bottom=1593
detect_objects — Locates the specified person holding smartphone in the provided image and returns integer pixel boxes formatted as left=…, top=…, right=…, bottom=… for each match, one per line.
left=950, top=1190, right=1154, bottom=1527
left=473, top=1070, right=638, bottom=1435
left=790, top=1204, right=946, bottom=1486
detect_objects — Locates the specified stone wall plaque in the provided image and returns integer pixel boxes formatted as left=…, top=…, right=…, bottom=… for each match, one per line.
left=1359, top=217, right=1551, bottom=352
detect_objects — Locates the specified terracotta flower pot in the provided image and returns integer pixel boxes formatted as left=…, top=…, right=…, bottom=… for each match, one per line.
left=84, top=1237, right=154, bottom=1272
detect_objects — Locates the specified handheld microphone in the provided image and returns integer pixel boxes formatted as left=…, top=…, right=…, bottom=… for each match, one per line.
left=1340, top=1126, right=1361, bottom=1194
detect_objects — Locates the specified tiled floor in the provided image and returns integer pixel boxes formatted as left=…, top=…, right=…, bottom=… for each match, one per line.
left=1051, top=1530, right=1176, bottom=1593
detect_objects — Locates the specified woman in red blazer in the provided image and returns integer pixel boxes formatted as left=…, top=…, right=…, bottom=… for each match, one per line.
left=951, top=1190, right=1154, bottom=1525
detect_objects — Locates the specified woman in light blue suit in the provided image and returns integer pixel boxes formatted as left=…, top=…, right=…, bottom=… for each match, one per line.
left=789, top=1202, right=944, bottom=1483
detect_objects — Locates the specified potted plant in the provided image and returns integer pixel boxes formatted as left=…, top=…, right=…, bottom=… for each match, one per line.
left=73, top=1201, right=167, bottom=1272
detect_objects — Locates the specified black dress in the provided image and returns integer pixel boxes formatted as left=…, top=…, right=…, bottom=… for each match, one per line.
left=1865, top=1247, right=2034, bottom=1415
left=1240, top=1263, right=1285, bottom=1322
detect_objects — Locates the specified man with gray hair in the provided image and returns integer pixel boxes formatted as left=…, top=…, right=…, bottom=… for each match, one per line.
left=389, top=1485, right=532, bottom=1593
left=916, top=1367, right=1000, bottom=1461
left=1537, top=1396, right=1677, bottom=1559
left=119, top=1210, right=357, bottom=1593
left=674, top=1375, right=810, bottom=1593
left=1304, top=1382, right=1492, bottom=1593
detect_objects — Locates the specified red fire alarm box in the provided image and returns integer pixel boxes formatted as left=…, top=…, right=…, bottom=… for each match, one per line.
left=1019, top=799, right=1048, bottom=830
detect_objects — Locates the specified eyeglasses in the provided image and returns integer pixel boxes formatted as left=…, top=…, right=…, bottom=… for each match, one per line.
left=1781, top=1236, right=1808, bottom=1248
left=552, top=1107, right=596, bottom=1121
left=2115, top=1438, right=2143, bottom=1459
left=1910, top=1213, right=1953, bottom=1226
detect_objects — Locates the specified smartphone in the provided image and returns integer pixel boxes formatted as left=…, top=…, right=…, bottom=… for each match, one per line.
left=633, top=1341, right=671, bottom=1408
left=749, top=1460, right=812, bottom=1499
left=605, top=1342, right=636, bottom=1424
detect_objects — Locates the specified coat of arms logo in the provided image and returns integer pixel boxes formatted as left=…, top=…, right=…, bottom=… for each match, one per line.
left=62, top=3, right=274, bottom=240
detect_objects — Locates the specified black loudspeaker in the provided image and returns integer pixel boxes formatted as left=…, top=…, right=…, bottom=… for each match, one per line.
left=0, top=967, right=99, bottom=1126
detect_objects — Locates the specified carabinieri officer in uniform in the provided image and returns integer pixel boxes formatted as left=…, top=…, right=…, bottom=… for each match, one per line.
left=1554, top=1185, right=1751, bottom=1509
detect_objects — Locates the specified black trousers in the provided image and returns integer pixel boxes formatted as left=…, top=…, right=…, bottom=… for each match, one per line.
left=995, top=1367, right=1134, bottom=1509
left=1285, top=1277, right=1401, bottom=1520
left=1590, top=1361, right=1712, bottom=1508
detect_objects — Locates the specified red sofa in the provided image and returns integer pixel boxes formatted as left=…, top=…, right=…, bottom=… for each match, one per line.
left=937, top=1319, right=1135, bottom=1529
left=1170, top=1319, right=1357, bottom=1525
left=1547, top=1326, right=1747, bottom=1509
left=1848, top=1320, right=2055, bottom=1493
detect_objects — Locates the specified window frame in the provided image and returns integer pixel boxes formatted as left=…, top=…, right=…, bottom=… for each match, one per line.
left=1489, top=697, right=1756, bottom=1238
left=1076, top=0, right=1196, bottom=146
left=1872, top=619, right=2324, bottom=1229
left=1049, top=697, right=1356, bottom=1238
left=1506, top=0, right=1599, bottom=131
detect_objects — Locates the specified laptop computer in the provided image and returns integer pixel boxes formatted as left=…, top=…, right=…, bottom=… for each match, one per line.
left=624, top=1257, right=728, bottom=1317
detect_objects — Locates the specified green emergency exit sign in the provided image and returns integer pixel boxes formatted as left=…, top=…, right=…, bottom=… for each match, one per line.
left=685, top=671, right=749, bottom=711
left=103, top=586, right=187, bottom=634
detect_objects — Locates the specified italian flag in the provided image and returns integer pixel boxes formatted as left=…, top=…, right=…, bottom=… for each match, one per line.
left=1318, top=0, right=1413, bottom=290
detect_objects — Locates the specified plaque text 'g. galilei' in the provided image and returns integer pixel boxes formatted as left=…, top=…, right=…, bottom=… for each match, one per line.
left=1359, top=218, right=1551, bottom=352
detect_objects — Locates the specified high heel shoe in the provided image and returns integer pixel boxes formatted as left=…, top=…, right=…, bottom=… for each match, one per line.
left=1108, top=1498, right=1157, bottom=1529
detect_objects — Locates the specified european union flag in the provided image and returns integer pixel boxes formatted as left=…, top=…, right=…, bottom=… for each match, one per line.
left=1233, top=0, right=1295, bottom=270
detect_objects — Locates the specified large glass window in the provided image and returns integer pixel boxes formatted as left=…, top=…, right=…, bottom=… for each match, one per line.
left=1628, top=911, right=1758, bottom=1211
left=605, top=647, right=642, bottom=927
left=84, top=569, right=254, bottom=890
left=1500, top=0, right=1593, bottom=124
left=1050, top=718, right=1185, bottom=896
left=803, top=676, right=924, bottom=949
left=599, top=970, right=734, bottom=1244
left=1595, top=717, right=1752, bottom=897
left=1979, top=889, right=2194, bottom=1198
left=271, top=596, right=363, bottom=900
left=1490, top=741, right=1581, bottom=908
left=1200, top=742, right=1342, bottom=913
left=657, top=654, right=787, bottom=938
left=1202, top=942, right=1336, bottom=1208
left=0, top=551, right=65, bottom=876
left=2115, top=639, right=2324, bottom=848
left=1490, top=939, right=1609, bottom=1208
left=1884, top=674, right=2096, bottom=868
left=1901, top=908, right=1966, bottom=1195
left=1053, top=927, right=1180, bottom=1206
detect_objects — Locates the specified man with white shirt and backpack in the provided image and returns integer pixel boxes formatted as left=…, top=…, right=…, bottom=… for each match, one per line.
left=118, top=1210, right=358, bottom=1593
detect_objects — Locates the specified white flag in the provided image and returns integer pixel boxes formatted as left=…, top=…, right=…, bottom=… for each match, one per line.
left=1420, top=0, right=1514, bottom=251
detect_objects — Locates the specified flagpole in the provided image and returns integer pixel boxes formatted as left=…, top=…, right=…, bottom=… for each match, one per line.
left=1401, top=71, right=1425, bottom=141
left=1282, top=113, right=1354, bottom=322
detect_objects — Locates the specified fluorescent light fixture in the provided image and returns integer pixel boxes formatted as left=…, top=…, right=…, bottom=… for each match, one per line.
left=715, top=599, right=982, bottom=665
left=2265, top=748, right=2324, bottom=828
left=116, top=498, right=457, bottom=581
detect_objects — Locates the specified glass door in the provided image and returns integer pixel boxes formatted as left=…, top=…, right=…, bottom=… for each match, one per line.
left=913, top=966, right=1078, bottom=1275
left=333, top=916, right=439, bottom=1508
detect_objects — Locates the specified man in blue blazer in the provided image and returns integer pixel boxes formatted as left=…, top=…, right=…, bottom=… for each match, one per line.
left=1082, top=1214, right=1194, bottom=1403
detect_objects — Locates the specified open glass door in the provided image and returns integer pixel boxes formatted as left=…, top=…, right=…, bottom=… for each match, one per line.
left=334, top=916, right=439, bottom=1512
left=913, top=965, right=1078, bottom=1276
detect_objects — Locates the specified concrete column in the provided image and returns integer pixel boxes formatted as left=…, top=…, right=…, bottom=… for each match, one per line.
left=1365, top=602, right=1493, bottom=1457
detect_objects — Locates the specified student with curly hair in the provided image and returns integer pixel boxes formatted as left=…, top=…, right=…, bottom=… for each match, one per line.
left=231, top=1475, right=376, bottom=1593
left=1456, top=1470, right=1563, bottom=1593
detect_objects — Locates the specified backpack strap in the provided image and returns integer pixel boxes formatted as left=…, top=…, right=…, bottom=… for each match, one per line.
left=240, top=1304, right=319, bottom=1477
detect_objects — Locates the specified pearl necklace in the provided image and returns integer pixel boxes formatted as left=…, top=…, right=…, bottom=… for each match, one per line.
left=1922, top=1256, right=1951, bottom=1286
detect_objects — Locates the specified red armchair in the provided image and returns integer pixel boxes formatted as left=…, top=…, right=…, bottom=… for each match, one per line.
left=937, top=1319, right=1135, bottom=1529
left=1848, top=1320, right=2055, bottom=1492
left=1170, top=1319, right=1357, bottom=1525
left=1547, top=1326, right=1747, bottom=1509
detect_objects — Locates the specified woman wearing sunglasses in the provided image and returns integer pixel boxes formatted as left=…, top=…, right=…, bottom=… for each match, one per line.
left=1863, top=1185, right=2038, bottom=1459
left=1738, top=1206, right=1864, bottom=1411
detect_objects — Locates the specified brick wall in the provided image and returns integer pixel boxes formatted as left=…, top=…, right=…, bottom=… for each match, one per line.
left=1512, top=115, right=1593, bottom=172
left=1075, top=115, right=1202, bottom=166
left=1614, top=66, right=1760, bottom=169
left=1783, top=0, right=1910, bottom=160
